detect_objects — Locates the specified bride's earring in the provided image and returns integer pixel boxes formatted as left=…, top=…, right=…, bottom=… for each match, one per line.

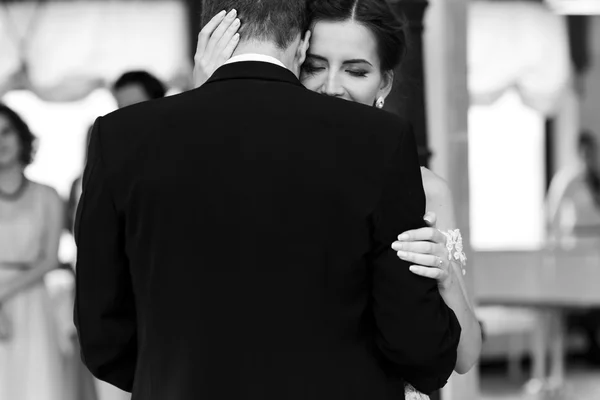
left=375, top=97, right=385, bottom=109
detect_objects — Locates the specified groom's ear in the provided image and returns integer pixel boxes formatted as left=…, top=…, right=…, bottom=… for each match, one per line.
left=297, top=30, right=312, bottom=66
left=378, top=70, right=394, bottom=100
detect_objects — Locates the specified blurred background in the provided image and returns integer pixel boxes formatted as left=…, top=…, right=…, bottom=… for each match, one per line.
left=1, top=0, right=600, bottom=399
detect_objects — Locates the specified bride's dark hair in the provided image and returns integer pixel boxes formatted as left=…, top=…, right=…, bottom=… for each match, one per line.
left=308, top=0, right=408, bottom=72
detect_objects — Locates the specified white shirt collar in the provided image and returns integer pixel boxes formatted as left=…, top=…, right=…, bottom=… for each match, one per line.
left=224, top=53, right=287, bottom=70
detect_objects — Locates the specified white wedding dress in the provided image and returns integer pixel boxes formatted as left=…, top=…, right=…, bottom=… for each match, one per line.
left=405, top=383, right=430, bottom=400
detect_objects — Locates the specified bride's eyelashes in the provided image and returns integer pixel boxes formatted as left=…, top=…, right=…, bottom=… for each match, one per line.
left=301, top=63, right=324, bottom=75
left=346, top=69, right=368, bottom=78
left=302, top=63, right=369, bottom=78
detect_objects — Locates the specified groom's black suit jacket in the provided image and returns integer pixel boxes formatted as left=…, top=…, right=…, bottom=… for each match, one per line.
left=75, top=61, right=461, bottom=399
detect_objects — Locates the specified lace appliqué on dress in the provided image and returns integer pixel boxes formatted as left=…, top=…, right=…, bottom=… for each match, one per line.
left=441, top=228, right=467, bottom=275
left=405, top=383, right=430, bottom=400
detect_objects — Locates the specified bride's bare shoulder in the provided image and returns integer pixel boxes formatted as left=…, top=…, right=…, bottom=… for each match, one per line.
left=420, top=167, right=451, bottom=203
left=420, top=167, right=456, bottom=228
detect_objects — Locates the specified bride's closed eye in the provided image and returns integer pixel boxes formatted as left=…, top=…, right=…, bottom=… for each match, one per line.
left=302, top=62, right=325, bottom=75
left=346, top=69, right=368, bottom=78
left=302, top=64, right=368, bottom=78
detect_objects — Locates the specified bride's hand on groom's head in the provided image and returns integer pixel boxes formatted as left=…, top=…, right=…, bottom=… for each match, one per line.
left=194, top=9, right=241, bottom=88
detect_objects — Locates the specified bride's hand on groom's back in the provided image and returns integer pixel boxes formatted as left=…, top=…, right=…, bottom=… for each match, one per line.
left=391, top=212, right=455, bottom=290
left=194, top=9, right=241, bottom=88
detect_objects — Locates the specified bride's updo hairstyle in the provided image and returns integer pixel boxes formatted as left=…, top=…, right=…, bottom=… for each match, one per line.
left=307, top=0, right=408, bottom=73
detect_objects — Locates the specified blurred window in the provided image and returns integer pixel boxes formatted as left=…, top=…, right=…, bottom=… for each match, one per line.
left=469, top=90, right=546, bottom=250
left=2, top=89, right=116, bottom=197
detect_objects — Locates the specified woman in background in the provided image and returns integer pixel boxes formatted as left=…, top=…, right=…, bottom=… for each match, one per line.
left=0, top=103, right=65, bottom=400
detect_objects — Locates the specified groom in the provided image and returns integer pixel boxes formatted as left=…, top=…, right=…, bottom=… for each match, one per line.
left=74, top=0, right=461, bottom=399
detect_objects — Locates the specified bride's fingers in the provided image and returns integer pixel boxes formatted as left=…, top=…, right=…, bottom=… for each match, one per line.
left=196, top=10, right=227, bottom=59
left=205, top=9, right=238, bottom=59
left=391, top=240, right=440, bottom=256
left=397, top=251, right=443, bottom=268
left=218, top=33, right=240, bottom=65
left=397, top=227, right=446, bottom=244
left=409, top=265, right=447, bottom=281
left=215, top=19, right=241, bottom=64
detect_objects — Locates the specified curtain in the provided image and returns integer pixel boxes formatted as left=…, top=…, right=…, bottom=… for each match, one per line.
left=0, top=1, right=191, bottom=102
left=468, top=1, right=571, bottom=116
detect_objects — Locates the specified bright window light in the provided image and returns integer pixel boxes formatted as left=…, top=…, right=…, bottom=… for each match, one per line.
left=469, top=90, right=546, bottom=251
left=2, top=89, right=117, bottom=197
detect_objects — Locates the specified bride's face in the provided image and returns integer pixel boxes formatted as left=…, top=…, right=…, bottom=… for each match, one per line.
left=300, top=20, right=391, bottom=106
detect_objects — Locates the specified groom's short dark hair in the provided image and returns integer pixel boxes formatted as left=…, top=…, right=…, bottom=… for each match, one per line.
left=202, top=0, right=309, bottom=49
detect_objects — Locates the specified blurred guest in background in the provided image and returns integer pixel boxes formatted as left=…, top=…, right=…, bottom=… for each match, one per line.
left=66, top=70, right=167, bottom=400
left=71, top=73, right=166, bottom=400
left=68, top=70, right=167, bottom=232
left=0, top=104, right=65, bottom=400
left=67, top=125, right=93, bottom=234
left=546, top=130, right=600, bottom=365
left=547, top=130, right=600, bottom=245
left=62, top=124, right=99, bottom=400
left=69, top=71, right=165, bottom=229
left=69, top=70, right=168, bottom=227
left=68, top=126, right=128, bottom=400
left=112, top=70, right=166, bottom=109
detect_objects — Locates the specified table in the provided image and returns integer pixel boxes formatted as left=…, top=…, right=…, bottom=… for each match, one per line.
left=474, top=243, right=600, bottom=394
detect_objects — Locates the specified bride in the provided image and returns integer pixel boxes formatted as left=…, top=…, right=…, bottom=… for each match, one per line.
left=194, top=0, right=482, bottom=398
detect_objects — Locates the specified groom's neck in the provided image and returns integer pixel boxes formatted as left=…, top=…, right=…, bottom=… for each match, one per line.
left=232, top=41, right=298, bottom=76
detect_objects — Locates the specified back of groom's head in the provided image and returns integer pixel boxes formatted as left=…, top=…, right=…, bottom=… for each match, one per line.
left=202, top=0, right=309, bottom=49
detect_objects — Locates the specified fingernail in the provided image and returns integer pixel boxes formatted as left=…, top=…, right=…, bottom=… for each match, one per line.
left=391, top=242, right=403, bottom=251
left=397, top=251, right=408, bottom=258
left=229, top=9, right=237, bottom=17
left=233, top=18, right=240, bottom=26
left=219, top=10, right=227, bottom=17
left=397, top=234, right=409, bottom=241
left=233, top=33, right=240, bottom=40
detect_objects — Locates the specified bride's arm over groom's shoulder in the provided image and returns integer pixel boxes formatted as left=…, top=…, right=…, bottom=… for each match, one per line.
left=74, top=117, right=137, bottom=393
left=368, top=124, right=461, bottom=395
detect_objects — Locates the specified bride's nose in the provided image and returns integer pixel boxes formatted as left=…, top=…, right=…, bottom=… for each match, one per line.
left=322, top=73, right=344, bottom=98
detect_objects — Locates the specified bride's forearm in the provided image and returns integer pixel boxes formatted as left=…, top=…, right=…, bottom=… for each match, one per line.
left=439, top=262, right=482, bottom=374
left=453, top=263, right=475, bottom=312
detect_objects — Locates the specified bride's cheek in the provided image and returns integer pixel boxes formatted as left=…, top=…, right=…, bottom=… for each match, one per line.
left=299, top=75, right=313, bottom=88
left=354, top=82, right=377, bottom=103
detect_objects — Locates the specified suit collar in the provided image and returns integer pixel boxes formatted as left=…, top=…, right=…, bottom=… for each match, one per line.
left=224, top=53, right=287, bottom=69
left=205, top=61, right=304, bottom=88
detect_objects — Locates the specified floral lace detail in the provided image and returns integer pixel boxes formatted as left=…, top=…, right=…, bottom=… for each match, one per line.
left=405, top=383, right=430, bottom=400
left=441, top=228, right=467, bottom=275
